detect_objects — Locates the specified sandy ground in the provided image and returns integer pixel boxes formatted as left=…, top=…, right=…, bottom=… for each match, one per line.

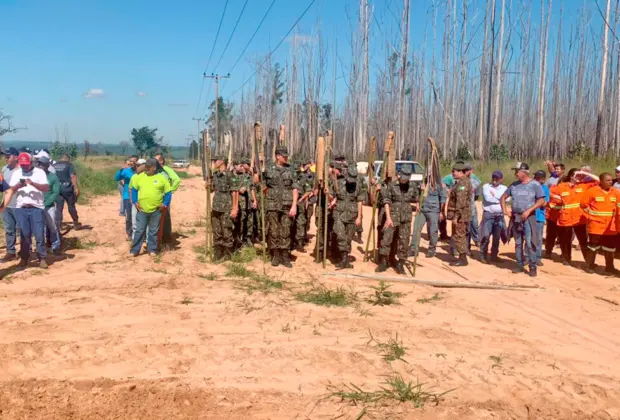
left=1, top=168, right=619, bottom=419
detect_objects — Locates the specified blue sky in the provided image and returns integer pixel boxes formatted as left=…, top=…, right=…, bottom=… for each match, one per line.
left=0, top=0, right=598, bottom=146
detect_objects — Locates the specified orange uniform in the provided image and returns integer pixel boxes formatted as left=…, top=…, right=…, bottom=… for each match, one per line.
left=546, top=190, right=562, bottom=223
left=580, top=186, right=618, bottom=236
left=551, top=181, right=597, bottom=227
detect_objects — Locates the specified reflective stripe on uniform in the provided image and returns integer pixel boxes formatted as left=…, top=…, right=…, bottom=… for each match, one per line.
left=588, top=245, right=601, bottom=251
left=586, top=210, right=614, bottom=216
left=602, top=246, right=617, bottom=252
left=561, top=192, right=570, bottom=196
left=562, top=203, right=580, bottom=209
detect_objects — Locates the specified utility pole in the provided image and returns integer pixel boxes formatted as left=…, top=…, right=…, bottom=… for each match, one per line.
left=192, top=117, right=205, bottom=161
left=204, top=73, right=230, bottom=154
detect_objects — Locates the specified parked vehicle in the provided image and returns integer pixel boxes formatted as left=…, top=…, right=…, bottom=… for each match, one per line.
left=361, top=160, right=424, bottom=204
left=172, top=159, right=190, bottom=168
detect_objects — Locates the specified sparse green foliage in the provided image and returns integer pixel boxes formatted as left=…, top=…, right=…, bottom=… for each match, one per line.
left=226, top=263, right=253, bottom=278
left=489, top=354, right=504, bottom=369
left=146, top=267, right=168, bottom=274
left=199, top=273, right=218, bottom=281
left=367, top=281, right=403, bottom=306
left=131, top=126, right=161, bottom=157
left=366, top=330, right=408, bottom=363
left=489, top=143, right=509, bottom=166
left=296, top=284, right=356, bottom=307
left=281, top=323, right=291, bottom=333
left=327, top=374, right=454, bottom=408
left=74, top=238, right=99, bottom=250
left=180, top=297, right=193, bottom=305
left=416, top=293, right=442, bottom=304
left=456, top=144, right=472, bottom=162
left=231, top=246, right=257, bottom=263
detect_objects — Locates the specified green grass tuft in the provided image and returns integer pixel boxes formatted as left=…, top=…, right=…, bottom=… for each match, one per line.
left=416, top=293, right=442, bottom=304
left=230, top=246, right=258, bottom=263
left=296, top=284, right=356, bottom=307
left=366, top=330, right=408, bottom=363
left=367, top=281, right=403, bottom=306
left=226, top=263, right=254, bottom=278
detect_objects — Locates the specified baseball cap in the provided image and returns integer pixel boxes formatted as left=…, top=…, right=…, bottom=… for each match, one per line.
left=3, top=147, right=19, bottom=156
left=38, top=156, right=51, bottom=166
left=512, top=162, right=530, bottom=171
left=275, top=146, right=289, bottom=157
left=18, top=152, right=31, bottom=165
left=137, top=158, right=147, bottom=165
left=34, top=150, right=50, bottom=160
left=492, top=170, right=503, bottom=179
left=534, top=170, right=546, bottom=178
left=398, top=164, right=413, bottom=180
left=615, top=165, right=620, bottom=172
left=346, top=165, right=358, bottom=181
left=452, top=162, right=467, bottom=171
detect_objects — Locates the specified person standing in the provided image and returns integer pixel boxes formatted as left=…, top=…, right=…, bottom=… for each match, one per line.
left=264, top=147, right=299, bottom=268
left=533, top=170, right=550, bottom=266
left=294, top=161, right=314, bottom=252
left=304, top=161, right=316, bottom=241
left=209, top=156, right=239, bottom=261
left=233, top=160, right=253, bottom=249
left=465, top=164, right=482, bottom=249
left=332, top=163, right=365, bottom=269
left=53, top=154, right=80, bottom=230
left=130, top=159, right=171, bottom=257
left=500, top=163, right=546, bottom=277
left=479, top=170, right=507, bottom=264
left=38, top=157, right=61, bottom=255
left=1, top=152, right=50, bottom=268
left=544, top=161, right=565, bottom=187
left=409, top=177, right=446, bottom=258
left=115, top=157, right=137, bottom=241
left=154, top=154, right=181, bottom=245
left=0, top=147, right=20, bottom=262
left=446, top=162, right=472, bottom=267
left=550, top=168, right=599, bottom=266
left=375, top=165, right=419, bottom=274
left=614, top=166, right=620, bottom=189
left=580, top=173, right=619, bottom=274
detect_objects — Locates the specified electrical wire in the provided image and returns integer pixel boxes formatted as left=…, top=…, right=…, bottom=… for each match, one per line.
left=226, top=0, right=317, bottom=100
left=212, top=0, right=250, bottom=73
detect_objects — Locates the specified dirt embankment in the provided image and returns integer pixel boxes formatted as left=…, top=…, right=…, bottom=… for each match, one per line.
left=0, top=170, right=619, bottom=419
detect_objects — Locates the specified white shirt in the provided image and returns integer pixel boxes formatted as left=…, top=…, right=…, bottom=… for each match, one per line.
left=2, top=164, right=18, bottom=208
left=482, top=183, right=508, bottom=213
left=8, top=167, right=49, bottom=209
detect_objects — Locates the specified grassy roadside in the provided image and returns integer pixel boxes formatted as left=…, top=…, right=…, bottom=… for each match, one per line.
left=74, top=161, right=119, bottom=204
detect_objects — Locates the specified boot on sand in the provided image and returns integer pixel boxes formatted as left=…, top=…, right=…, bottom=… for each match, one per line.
left=280, top=251, right=293, bottom=268
left=271, top=250, right=281, bottom=267
left=375, top=255, right=389, bottom=273
left=450, top=254, right=468, bottom=267
left=336, top=251, right=353, bottom=269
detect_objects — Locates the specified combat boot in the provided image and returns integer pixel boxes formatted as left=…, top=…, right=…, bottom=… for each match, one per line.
left=604, top=252, right=619, bottom=275
left=336, top=251, right=353, bottom=269
left=584, top=249, right=597, bottom=274
left=394, top=259, right=406, bottom=275
left=213, top=246, right=221, bottom=262
left=450, top=254, right=468, bottom=267
left=222, top=247, right=233, bottom=261
left=280, top=251, right=293, bottom=268
left=353, top=232, right=363, bottom=244
left=375, top=255, right=389, bottom=273
left=271, top=250, right=281, bottom=267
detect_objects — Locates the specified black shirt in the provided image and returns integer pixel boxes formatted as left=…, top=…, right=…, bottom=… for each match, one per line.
left=53, top=161, right=75, bottom=183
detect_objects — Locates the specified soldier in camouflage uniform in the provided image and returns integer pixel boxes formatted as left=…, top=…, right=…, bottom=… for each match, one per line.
left=209, top=156, right=239, bottom=261
left=304, top=160, right=316, bottom=239
left=332, top=163, right=365, bottom=268
left=264, top=147, right=299, bottom=268
left=233, top=159, right=255, bottom=249
left=313, top=164, right=337, bottom=263
left=375, top=164, right=419, bottom=274
left=446, top=161, right=473, bottom=267
left=294, top=161, right=314, bottom=252
left=334, top=155, right=367, bottom=244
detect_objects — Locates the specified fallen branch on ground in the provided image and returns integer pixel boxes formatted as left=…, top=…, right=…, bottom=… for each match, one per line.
left=322, top=272, right=543, bottom=291
left=595, top=296, right=619, bottom=306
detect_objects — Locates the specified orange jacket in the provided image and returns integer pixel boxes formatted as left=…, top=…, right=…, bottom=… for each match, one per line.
left=546, top=190, right=562, bottom=223
left=580, top=186, right=618, bottom=235
left=551, top=181, right=597, bottom=227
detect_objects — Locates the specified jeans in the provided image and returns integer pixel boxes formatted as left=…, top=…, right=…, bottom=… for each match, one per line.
left=410, top=210, right=440, bottom=253
left=513, top=216, right=538, bottom=269
left=468, top=204, right=480, bottom=246
left=44, top=206, right=61, bottom=251
left=119, top=183, right=125, bottom=215
left=480, top=211, right=504, bottom=258
left=132, top=205, right=138, bottom=235
left=131, top=209, right=161, bottom=254
left=123, top=199, right=133, bottom=238
left=56, top=185, right=79, bottom=229
left=16, top=207, right=46, bottom=261
left=2, top=207, right=18, bottom=256
left=535, top=221, right=545, bottom=263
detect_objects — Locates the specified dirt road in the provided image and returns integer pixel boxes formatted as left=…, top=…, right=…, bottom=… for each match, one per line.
left=0, top=171, right=619, bottom=419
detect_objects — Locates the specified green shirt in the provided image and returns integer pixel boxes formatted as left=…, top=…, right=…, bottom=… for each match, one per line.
left=44, top=172, right=60, bottom=208
left=133, top=173, right=171, bottom=213
left=162, top=165, right=181, bottom=193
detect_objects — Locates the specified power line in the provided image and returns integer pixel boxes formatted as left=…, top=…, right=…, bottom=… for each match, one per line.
left=212, top=0, right=251, bottom=73
left=193, top=0, right=230, bottom=117
left=226, top=0, right=317, bottom=100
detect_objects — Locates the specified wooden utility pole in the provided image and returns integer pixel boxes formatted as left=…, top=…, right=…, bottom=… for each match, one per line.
left=204, top=73, right=230, bottom=154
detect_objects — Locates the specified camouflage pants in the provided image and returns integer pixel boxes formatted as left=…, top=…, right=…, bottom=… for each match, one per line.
left=234, top=208, right=250, bottom=247
left=452, top=220, right=469, bottom=255
left=294, top=203, right=307, bottom=245
left=379, top=221, right=412, bottom=259
left=315, top=209, right=334, bottom=253
left=334, top=217, right=356, bottom=253
left=306, top=203, right=314, bottom=235
left=212, top=210, right=234, bottom=248
left=266, top=210, right=293, bottom=250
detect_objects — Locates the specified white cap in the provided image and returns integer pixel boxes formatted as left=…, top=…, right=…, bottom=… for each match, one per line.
left=137, top=158, right=147, bottom=165
left=615, top=165, right=620, bottom=172
left=34, top=150, right=50, bottom=160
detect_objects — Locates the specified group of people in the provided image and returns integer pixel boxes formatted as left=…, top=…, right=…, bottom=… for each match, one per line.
left=114, top=155, right=180, bottom=257
left=0, top=148, right=81, bottom=268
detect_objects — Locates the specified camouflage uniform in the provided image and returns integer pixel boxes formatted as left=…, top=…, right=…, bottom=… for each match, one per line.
left=376, top=165, right=419, bottom=273
left=305, top=170, right=316, bottom=237
left=446, top=162, right=473, bottom=266
left=294, top=168, right=314, bottom=250
left=264, top=147, right=299, bottom=267
left=333, top=165, right=365, bottom=268
left=354, top=170, right=368, bottom=242
left=234, top=171, right=253, bottom=248
left=211, top=166, right=239, bottom=259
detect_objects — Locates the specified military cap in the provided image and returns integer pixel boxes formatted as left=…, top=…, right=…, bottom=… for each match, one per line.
left=463, top=162, right=473, bottom=171
left=398, top=164, right=413, bottom=181
left=334, top=153, right=346, bottom=162
left=241, top=157, right=251, bottom=165
left=346, top=165, right=358, bottom=182
left=275, top=146, right=289, bottom=157
left=333, top=161, right=345, bottom=171
left=452, top=161, right=468, bottom=171
left=212, top=155, right=228, bottom=163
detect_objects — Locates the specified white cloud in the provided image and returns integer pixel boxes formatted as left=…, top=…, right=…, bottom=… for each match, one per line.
left=136, top=91, right=147, bottom=97
left=83, top=88, right=105, bottom=99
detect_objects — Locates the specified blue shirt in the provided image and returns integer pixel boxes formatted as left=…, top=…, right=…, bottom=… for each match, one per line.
left=114, top=167, right=136, bottom=200
left=536, top=184, right=550, bottom=223
left=505, top=180, right=545, bottom=214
